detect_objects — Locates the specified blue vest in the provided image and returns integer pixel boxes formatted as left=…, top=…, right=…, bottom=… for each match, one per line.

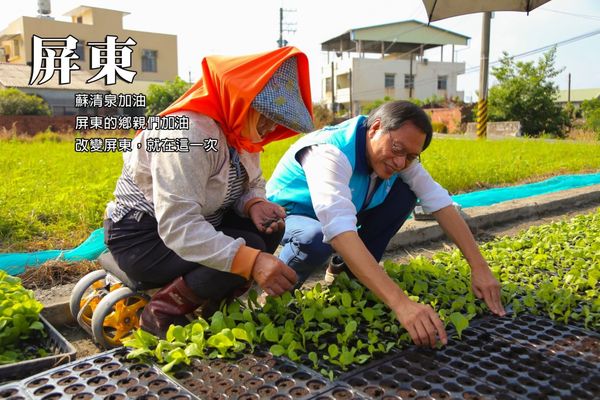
left=266, top=116, right=398, bottom=218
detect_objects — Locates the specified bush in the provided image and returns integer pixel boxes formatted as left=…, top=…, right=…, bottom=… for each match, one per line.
left=0, top=88, right=51, bottom=116
left=32, top=131, right=67, bottom=143
left=362, top=96, right=394, bottom=115
left=431, top=121, right=448, bottom=133
left=145, top=76, right=192, bottom=116
left=581, top=98, right=600, bottom=139
left=312, top=103, right=334, bottom=130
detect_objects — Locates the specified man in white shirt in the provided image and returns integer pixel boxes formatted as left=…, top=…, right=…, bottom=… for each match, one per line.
left=267, top=101, right=505, bottom=348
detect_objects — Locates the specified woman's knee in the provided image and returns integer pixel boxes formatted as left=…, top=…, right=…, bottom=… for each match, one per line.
left=240, top=232, right=267, bottom=252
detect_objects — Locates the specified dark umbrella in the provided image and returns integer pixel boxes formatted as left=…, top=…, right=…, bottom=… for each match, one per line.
left=421, top=0, right=552, bottom=137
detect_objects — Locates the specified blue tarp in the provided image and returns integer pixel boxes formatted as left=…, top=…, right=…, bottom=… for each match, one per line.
left=452, top=172, right=600, bottom=208
left=0, top=228, right=105, bottom=275
left=1, top=172, right=599, bottom=274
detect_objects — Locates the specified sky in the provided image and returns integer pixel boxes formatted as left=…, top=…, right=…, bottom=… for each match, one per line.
left=1, top=0, right=599, bottom=103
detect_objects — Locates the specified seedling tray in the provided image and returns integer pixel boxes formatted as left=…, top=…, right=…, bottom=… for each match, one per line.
left=171, top=350, right=338, bottom=399
left=2, top=313, right=598, bottom=399
left=309, top=385, right=366, bottom=399
left=341, top=347, right=504, bottom=400
left=0, top=315, right=77, bottom=383
left=0, top=384, right=28, bottom=399
left=346, top=326, right=598, bottom=399
left=471, top=313, right=600, bottom=369
left=1, top=348, right=196, bottom=399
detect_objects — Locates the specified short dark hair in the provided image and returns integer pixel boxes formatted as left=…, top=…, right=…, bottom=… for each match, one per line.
left=366, top=101, right=433, bottom=151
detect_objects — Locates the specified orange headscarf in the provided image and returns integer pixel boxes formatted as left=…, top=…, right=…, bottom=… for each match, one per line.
left=160, top=47, right=313, bottom=153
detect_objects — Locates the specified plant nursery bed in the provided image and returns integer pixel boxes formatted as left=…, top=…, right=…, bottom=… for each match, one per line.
left=2, top=313, right=598, bottom=400
left=0, top=315, right=76, bottom=384
left=6, top=199, right=597, bottom=394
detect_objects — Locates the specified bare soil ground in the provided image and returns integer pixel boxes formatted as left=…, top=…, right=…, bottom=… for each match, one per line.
left=37, top=201, right=600, bottom=360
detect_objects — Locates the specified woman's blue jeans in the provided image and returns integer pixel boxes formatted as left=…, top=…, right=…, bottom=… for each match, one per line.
left=279, top=178, right=417, bottom=285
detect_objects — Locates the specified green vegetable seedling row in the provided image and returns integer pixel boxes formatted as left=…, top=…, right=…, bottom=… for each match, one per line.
left=0, top=271, right=47, bottom=365
left=124, top=209, right=600, bottom=378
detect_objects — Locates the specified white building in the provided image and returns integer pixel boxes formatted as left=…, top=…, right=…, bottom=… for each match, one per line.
left=321, top=20, right=469, bottom=116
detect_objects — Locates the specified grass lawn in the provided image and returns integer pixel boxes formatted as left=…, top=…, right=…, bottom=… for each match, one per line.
left=1, top=135, right=600, bottom=252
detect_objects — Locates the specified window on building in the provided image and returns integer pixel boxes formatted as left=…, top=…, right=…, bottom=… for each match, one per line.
left=12, top=39, right=20, bottom=57
left=404, top=74, right=415, bottom=89
left=75, top=41, right=85, bottom=61
left=438, top=75, right=448, bottom=90
left=142, top=50, right=158, bottom=72
left=325, top=77, right=332, bottom=92
left=384, top=73, right=395, bottom=89
left=76, top=16, right=83, bottom=23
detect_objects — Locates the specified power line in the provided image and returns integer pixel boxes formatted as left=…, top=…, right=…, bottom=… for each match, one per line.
left=461, top=28, right=600, bottom=75
left=540, top=8, right=600, bottom=21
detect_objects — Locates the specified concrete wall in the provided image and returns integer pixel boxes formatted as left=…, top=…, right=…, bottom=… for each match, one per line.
left=425, top=108, right=461, bottom=133
left=465, top=121, right=522, bottom=137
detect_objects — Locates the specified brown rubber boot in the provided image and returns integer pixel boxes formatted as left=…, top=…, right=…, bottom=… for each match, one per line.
left=198, top=281, right=252, bottom=320
left=140, top=276, right=205, bottom=338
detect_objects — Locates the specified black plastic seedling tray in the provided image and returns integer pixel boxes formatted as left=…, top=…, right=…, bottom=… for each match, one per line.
left=1, top=313, right=599, bottom=399
left=339, top=315, right=599, bottom=400
left=471, top=313, right=600, bottom=369
left=0, top=315, right=77, bottom=384
left=341, top=348, right=505, bottom=400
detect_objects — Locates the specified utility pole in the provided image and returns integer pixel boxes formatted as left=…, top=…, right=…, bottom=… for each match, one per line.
left=476, top=11, right=492, bottom=139
left=349, top=68, right=353, bottom=117
left=277, top=8, right=296, bottom=48
left=331, top=62, right=336, bottom=114
left=568, top=73, right=571, bottom=104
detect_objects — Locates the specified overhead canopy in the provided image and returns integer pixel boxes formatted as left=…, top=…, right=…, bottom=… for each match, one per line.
left=422, top=0, right=551, bottom=22
left=321, top=20, right=469, bottom=54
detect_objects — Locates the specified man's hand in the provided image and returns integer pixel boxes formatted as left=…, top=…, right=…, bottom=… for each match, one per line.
left=394, top=299, right=448, bottom=347
left=251, top=252, right=297, bottom=296
left=248, top=201, right=286, bottom=234
left=471, top=263, right=505, bottom=316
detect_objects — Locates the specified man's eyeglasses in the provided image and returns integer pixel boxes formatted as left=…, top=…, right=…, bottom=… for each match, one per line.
left=389, top=133, right=420, bottom=163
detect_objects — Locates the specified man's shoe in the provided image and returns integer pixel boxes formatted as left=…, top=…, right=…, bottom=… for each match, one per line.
left=324, top=254, right=346, bottom=284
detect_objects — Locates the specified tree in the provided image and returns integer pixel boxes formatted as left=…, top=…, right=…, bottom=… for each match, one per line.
left=488, top=48, right=569, bottom=137
left=362, top=96, right=394, bottom=115
left=145, top=76, right=192, bottom=116
left=580, top=98, right=600, bottom=136
left=0, top=88, right=51, bottom=116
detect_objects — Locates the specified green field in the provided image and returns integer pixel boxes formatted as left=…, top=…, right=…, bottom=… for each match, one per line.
left=1, top=136, right=600, bottom=252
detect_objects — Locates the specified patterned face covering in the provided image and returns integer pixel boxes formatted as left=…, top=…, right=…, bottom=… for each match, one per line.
left=159, top=47, right=313, bottom=153
left=251, top=56, right=314, bottom=134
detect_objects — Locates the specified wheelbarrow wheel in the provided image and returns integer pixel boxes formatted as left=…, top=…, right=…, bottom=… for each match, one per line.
left=69, top=270, right=108, bottom=334
left=91, top=286, right=149, bottom=348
